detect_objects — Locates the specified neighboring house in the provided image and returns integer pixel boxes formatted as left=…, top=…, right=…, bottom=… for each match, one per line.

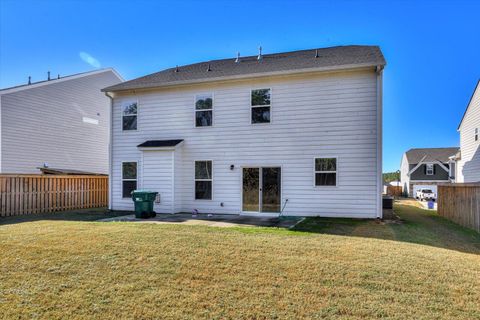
left=0, top=69, right=123, bottom=174
left=103, top=45, right=386, bottom=218
left=400, top=147, right=459, bottom=197
left=454, top=80, right=480, bottom=183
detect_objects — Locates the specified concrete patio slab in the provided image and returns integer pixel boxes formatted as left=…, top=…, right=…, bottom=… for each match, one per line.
left=98, top=213, right=302, bottom=228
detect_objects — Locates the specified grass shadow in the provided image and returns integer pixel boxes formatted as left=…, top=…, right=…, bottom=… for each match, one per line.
left=292, top=202, right=480, bottom=255
left=0, top=208, right=128, bottom=226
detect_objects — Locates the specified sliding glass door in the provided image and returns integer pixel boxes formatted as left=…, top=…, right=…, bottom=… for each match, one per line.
left=242, top=167, right=281, bottom=213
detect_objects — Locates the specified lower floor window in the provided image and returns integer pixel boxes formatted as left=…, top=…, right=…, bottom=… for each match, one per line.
left=195, top=160, right=212, bottom=199
left=122, top=162, right=137, bottom=198
left=315, top=158, right=337, bottom=186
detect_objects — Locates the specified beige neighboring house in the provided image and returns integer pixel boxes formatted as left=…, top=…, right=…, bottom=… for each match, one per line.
left=0, top=69, right=123, bottom=174
left=454, top=80, right=480, bottom=183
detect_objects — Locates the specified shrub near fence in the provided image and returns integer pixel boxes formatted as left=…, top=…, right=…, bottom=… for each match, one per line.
left=437, top=183, right=480, bottom=233
left=0, top=175, right=108, bottom=217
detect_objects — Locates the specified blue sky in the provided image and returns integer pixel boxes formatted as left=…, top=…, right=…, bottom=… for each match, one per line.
left=1, top=0, right=479, bottom=172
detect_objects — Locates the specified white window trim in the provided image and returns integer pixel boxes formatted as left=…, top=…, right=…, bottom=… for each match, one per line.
left=194, top=160, right=213, bottom=200
left=250, top=87, right=272, bottom=125
left=121, top=99, right=138, bottom=131
left=426, top=163, right=434, bottom=175
left=313, top=157, right=338, bottom=187
left=121, top=161, right=138, bottom=199
left=194, top=93, right=214, bottom=128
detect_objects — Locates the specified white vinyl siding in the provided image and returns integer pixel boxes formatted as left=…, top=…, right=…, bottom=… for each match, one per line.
left=0, top=70, right=122, bottom=174
left=457, top=83, right=480, bottom=183
left=110, top=69, right=380, bottom=217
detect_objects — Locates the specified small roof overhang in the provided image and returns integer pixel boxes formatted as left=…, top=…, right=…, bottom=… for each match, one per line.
left=137, top=139, right=184, bottom=151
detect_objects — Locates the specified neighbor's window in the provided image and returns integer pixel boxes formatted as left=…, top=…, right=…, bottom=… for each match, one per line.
left=475, top=128, right=479, bottom=142
left=426, top=163, right=434, bottom=175
left=195, top=160, right=212, bottom=200
left=195, top=93, right=213, bottom=127
left=251, top=88, right=271, bottom=124
left=122, top=102, right=137, bottom=130
left=122, top=162, right=137, bottom=198
left=315, top=158, right=337, bottom=186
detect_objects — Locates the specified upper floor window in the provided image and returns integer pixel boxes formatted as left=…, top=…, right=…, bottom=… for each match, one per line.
left=195, top=160, right=212, bottom=200
left=195, top=93, right=213, bottom=127
left=426, top=163, right=434, bottom=175
left=122, top=102, right=137, bottom=131
left=315, top=158, right=337, bottom=186
left=122, top=162, right=137, bottom=198
left=251, top=88, right=271, bottom=124
left=475, top=128, right=478, bottom=142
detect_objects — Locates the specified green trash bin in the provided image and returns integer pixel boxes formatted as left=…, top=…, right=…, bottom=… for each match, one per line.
left=131, top=190, right=158, bottom=219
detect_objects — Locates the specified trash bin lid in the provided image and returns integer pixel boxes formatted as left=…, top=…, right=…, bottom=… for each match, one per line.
left=132, top=190, right=158, bottom=195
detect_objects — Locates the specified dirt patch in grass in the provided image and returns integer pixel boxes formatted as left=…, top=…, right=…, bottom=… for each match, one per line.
left=1, top=202, right=479, bottom=319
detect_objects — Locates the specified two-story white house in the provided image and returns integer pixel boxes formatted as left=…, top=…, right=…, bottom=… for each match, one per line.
left=103, top=45, right=386, bottom=218
left=0, top=69, right=123, bottom=174
left=454, top=80, right=480, bottom=183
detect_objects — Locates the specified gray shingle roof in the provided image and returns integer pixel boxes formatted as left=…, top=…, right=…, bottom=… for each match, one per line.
left=103, top=45, right=385, bottom=92
left=405, top=148, right=459, bottom=164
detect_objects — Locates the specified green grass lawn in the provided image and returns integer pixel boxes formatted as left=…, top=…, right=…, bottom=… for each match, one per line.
left=1, top=201, right=479, bottom=319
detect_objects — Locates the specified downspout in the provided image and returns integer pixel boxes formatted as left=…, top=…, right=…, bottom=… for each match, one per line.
left=376, top=66, right=384, bottom=219
left=105, top=92, right=114, bottom=210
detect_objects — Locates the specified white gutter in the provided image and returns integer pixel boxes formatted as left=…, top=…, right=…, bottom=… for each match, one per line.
left=105, top=91, right=114, bottom=210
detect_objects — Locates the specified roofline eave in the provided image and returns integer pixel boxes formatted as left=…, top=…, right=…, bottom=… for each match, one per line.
left=102, top=62, right=385, bottom=93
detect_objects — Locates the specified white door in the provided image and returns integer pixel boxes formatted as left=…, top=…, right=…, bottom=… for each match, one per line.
left=142, top=150, right=173, bottom=213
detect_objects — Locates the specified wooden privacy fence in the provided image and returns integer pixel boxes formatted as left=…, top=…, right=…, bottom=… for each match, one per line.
left=386, top=185, right=402, bottom=197
left=437, top=183, right=480, bottom=233
left=0, top=175, right=108, bottom=217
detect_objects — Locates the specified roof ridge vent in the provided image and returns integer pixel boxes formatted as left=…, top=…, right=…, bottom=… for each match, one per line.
left=315, top=49, right=319, bottom=58
left=57, top=74, right=60, bottom=79
left=47, top=71, right=51, bottom=81
left=207, top=62, right=211, bottom=72
left=235, top=52, right=240, bottom=63
left=175, top=65, right=179, bottom=72
left=257, top=46, right=263, bottom=61
left=28, top=76, right=31, bottom=85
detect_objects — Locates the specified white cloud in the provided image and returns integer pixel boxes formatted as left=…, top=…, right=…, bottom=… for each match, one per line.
left=79, top=51, right=101, bottom=68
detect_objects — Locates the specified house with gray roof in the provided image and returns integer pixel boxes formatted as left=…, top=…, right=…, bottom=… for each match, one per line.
left=400, top=147, right=459, bottom=197
left=0, top=68, right=123, bottom=174
left=103, top=45, right=386, bottom=218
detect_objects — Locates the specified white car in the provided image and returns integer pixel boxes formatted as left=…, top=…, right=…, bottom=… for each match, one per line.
left=416, top=188, right=436, bottom=201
